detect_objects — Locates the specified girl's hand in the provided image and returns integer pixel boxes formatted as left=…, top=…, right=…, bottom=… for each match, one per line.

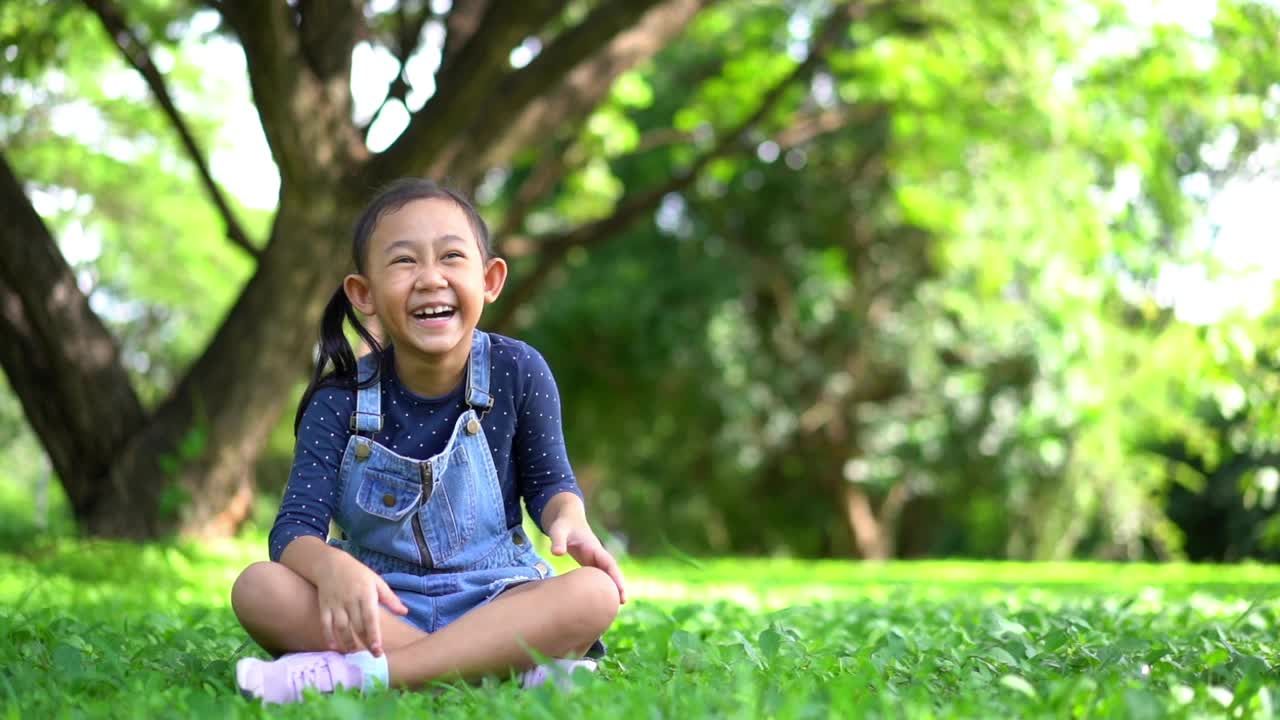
left=548, top=519, right=628, bottom=604
left=316, top=552, right=409, bottom=656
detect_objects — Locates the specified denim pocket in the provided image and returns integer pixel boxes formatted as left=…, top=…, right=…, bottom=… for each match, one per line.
left=421, top=443, right=477, bottom=566
left=355, top=469, right=423, bottom=521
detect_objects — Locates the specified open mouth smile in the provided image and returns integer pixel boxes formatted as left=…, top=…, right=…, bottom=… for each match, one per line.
left=411, top=304, right=457, bottom=323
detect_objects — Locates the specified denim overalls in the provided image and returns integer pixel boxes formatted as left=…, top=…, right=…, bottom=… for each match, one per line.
left=331, top=330, right=552, bottom=633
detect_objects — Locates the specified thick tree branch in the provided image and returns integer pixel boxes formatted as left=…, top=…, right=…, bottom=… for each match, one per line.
left=0, top=153, right=146, bottom=517
left=210, top=1, right=301, bottom=180
left=82, top=0, right=259, bottom=259
left=441, top=0, right=490, bottom=71
left=489, top=1, right=861, bottom=332
left=365, top=0, right=564, bottom=183
left=216, top=1, right=363, bottom=186
left=436, top=0, right=687, bottom=181
left=359, top=6, right=435, bottom=137
left=297, top=0, right=364, bottom=80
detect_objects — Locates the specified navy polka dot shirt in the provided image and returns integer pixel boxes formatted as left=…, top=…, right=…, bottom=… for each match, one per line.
left=269, top=334, right=583, bottom=562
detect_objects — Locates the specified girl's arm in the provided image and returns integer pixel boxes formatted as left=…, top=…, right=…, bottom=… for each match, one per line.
left=278, top=534, right=355, bottom=585
left=541, top=491, right=627, bottom=604
left=509, top=345, right=626, bottom=602
left=268, top=387, right=350, bottom=562
left=509, top=347, right=586, bottom=530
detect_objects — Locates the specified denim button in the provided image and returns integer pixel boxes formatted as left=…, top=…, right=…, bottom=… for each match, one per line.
left=512, top=531, right=525, bottom=546
left=466, top=418, right=481, bottom=435
left=534, top=562, right=548, bottom=576
left=355, top=443, right=370, bottom=460
left=382, top=493, right=395, bottom=508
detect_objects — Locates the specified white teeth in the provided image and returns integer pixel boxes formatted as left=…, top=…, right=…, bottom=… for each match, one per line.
left=414, top=304, right=454, bottom=317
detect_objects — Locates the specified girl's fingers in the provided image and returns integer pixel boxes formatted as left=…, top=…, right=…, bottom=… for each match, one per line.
left=348, top=608, right=367, bottom=652
left=347, top=603, right=367, bottom=653
left=376, top=579, right=409, bottom=615
left=320, top=607, right=337, bottom=650
left=361, top=594, right=383, bottom=656
left=595, top=549, right=628, bottom=604
left=331, top=607, right=354, bottom=652
left=564, top=533, right=594, bottom=564
left=609, top=565, right=628, bottom=604
left=550, top=526, right=568, bottom=556
left=572, top=540, right=627, bottom=604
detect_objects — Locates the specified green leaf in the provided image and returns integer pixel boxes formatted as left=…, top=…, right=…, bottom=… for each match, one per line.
left=670, top=629, right=700, bottom=656
left=51, top=643, right=83, bottom=677
left=1000, top=674, right=1037, bottom=699
left=985, top=646, right=1019, bottom=667
left=759, top=627, right=782, bottom=661
left=1202, top=646, right=1231, bottom=668
left=1123, top=689, right=1162, bottom=720
left=993, top=616, right=1028, bottom=636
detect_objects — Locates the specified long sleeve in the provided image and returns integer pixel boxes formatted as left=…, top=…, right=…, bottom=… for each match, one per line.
left=511, top=347, right=583, bottom=531
left=267, top=386, right=353, bottom=561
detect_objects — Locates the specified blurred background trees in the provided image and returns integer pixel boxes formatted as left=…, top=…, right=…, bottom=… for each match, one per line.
left=3, top=0, right=1279, bottom=561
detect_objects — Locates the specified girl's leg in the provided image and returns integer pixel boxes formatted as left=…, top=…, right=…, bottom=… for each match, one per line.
left=231, top=561, right=426, bottom=654
left=384, top=566, right=619, bottom=688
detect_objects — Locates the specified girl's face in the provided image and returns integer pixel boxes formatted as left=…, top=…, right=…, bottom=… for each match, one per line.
left=344, top=197, right=506, bottom=371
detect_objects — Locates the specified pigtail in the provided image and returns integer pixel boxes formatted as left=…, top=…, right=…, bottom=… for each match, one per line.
left=293, top=285, right=383, bottom=435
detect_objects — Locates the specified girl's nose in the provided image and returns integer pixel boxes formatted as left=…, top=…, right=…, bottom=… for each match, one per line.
left=413, top=262, right=447, bottom=289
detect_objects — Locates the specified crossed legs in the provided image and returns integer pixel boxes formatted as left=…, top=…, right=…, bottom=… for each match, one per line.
left=231, top=561, right=618, bottom=688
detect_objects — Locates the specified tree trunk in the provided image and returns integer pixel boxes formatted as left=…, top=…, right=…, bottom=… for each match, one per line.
left=87, top=193, right=359, bottom=537
left=843, top=485, right=887, bottom=560
left=0, top=154, right=146, bottom=524
left=840, top=483, right=909, bottom=560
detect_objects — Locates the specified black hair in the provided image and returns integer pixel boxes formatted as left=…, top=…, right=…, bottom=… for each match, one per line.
left=293, top=178, right=494, bottom=434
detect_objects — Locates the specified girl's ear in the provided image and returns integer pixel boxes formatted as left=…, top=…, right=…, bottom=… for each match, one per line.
left=344, top=273, right=376, bottom=316
left=482, top=257, right=508, bottom=304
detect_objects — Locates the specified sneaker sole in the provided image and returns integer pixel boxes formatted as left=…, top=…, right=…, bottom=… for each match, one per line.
left=235, top=657, right=266, bottom=700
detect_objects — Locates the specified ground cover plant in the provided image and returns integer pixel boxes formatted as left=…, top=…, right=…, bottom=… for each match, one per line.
left=2, top=535, right=1279, bottom=719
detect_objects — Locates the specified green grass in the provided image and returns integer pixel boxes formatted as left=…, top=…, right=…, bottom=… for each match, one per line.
left=2, top=536, right=1279, bottom=718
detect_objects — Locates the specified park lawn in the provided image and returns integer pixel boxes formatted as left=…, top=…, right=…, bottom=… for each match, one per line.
left=1, top=536, right=1278, bottom=719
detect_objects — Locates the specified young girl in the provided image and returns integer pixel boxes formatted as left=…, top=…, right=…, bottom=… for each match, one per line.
left=230, top=179, right=626, bottom=704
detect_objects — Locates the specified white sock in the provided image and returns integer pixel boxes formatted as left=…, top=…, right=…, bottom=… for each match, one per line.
left=344, top=650, right=390, bottom=692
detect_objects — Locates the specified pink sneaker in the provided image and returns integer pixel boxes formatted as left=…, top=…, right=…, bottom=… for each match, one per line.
left=520, top=658, right=598, bottom=690
left=236, top=651, right=364, bottom=704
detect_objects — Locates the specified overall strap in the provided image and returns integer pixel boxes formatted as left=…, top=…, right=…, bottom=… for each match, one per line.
left=350, top=352, right=383, bottom=435
left=465, top=329, right=494, bottom=413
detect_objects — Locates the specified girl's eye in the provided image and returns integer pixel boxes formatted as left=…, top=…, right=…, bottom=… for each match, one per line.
left=392, top=256, right=414, bottom=265
left=444, top=251, right=465, bottom=261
